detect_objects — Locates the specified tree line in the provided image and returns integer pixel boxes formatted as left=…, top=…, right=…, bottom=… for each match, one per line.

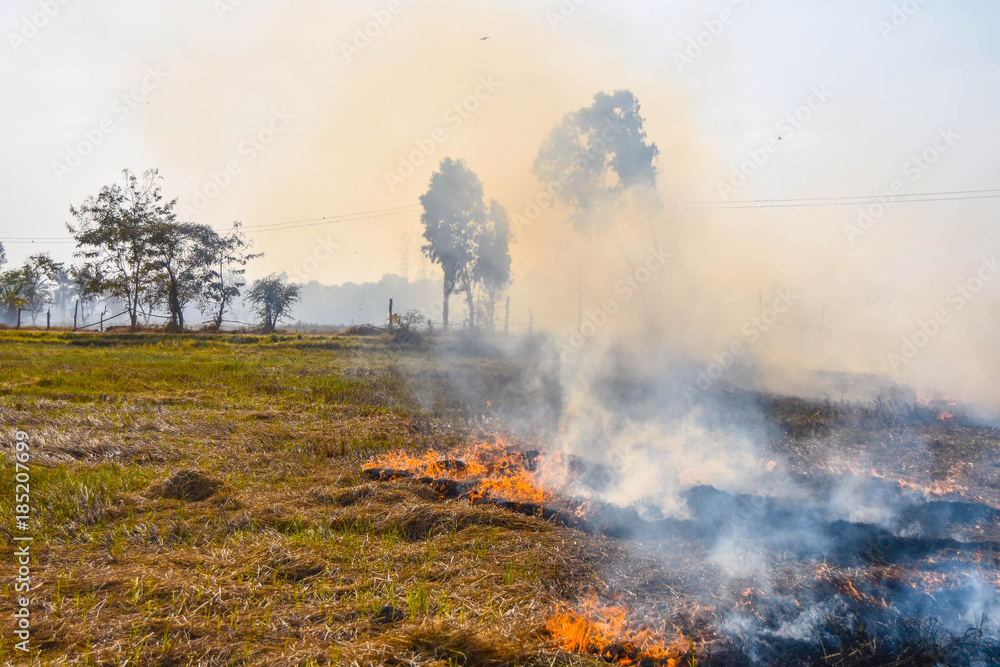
left=3, top=88, right=656, bottom=335
left=1, top=169, right=300, bottom=333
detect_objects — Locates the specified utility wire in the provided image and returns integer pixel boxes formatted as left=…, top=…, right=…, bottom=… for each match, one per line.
left=4, top=188, right=1000, bottom=244
left=241, top=205, right=421, bottom=232
left=678, top=187, right=1000, bottom=206
left=671, top=190, right=1000, bottom=210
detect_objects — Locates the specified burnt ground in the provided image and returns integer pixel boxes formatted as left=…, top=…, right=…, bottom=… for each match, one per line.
left=367, top=375, right=1000, bottom=666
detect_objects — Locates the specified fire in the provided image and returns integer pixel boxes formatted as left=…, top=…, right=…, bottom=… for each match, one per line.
left=367, top=423, right=1000, bottom=663
left=365, top=437, right=557, bottom=507
left=916, top=390, right=963, bottom=407
left=545, top=594, right=695, bottom=666
left=826, top=461, right=971, bottom=501
left=476, top=473, right=551, bottom=505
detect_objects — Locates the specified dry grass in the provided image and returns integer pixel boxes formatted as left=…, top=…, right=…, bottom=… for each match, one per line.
left=3, top=331, right=999, bottom=665
left=0, top=331, right=608, bottom=666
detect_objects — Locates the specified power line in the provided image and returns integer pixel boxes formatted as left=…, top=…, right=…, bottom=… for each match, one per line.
left=0, top=204, right=424, bottom=245
left=240, top=204, right=421, bottom=232
left=0, top=239, right=76, bottom=244
left=682, top=187, right=1000, bottom=205
left=670, top=188, right=1000, bottom=209
left=3, top=187, right=1000, bottom=245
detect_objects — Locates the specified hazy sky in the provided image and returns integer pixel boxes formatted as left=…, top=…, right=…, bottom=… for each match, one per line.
left=2, top=0, right=1000, bottom=398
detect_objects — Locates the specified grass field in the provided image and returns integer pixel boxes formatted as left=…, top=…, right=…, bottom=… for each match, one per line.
left=3, top=330, right=1000, bottom=666
left=0, top=331, right=605, bottom=666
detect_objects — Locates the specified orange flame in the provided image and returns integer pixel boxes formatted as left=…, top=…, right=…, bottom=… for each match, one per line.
left=365, top=437, right=559, bottom=507
left=545, top=594, right=696, bottom=666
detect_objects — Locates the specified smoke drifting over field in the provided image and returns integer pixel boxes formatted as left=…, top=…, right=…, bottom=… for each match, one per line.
left=138, top=3, right=1000, bottom=406
left=8, top=1, right=1000, bottom=663
left=8, top=0, right=997, bottom=404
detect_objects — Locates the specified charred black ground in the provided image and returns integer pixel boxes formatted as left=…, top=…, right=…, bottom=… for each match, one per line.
left=374, top=340, right=1000, bottom=666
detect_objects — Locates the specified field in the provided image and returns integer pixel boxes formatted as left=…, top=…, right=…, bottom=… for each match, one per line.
left=0, top=331, right=605, bottom=666
left=2, top=330, right=1000, bottom=666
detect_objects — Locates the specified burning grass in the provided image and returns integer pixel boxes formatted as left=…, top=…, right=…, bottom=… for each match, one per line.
left=545, top=592, right=697, bottom=666
left=361, top=389, right=1000, bottom=665
left=365, top=438, right=553, bottom=506
left=4, top=330, right=1000, bottom=665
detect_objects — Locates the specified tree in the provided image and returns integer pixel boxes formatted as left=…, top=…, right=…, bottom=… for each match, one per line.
left=245, top=274, right=301, bottom=333
left=533, top=90, right=660, bottom=254
left=472, top=200, right=512, bottom=331
left=0, top=268, right=29, bottom=323
left=420, top=158, right=486, bottom=328
left=69, top=263, right=103, bottom=325
left=196, top=222, right=261, bottom=330
left=52, top=268, right=74, bottom=317
left=68, top=168, right=178, bottom=330
left=0, top=242, right=7, bottom=272
left=147, top=222, right=217, bottom=330
left=19, top=253, right=65, bottom=324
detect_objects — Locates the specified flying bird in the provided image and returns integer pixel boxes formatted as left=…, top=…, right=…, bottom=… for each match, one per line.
left=480, top=36, right=490, bottom=41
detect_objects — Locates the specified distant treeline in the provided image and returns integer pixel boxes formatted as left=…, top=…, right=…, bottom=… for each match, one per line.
left=291, top=274, right=440, bottom=327
left=1, top=168, right=299, bottom=333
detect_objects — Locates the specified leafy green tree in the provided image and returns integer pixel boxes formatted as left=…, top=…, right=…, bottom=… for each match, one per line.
left=147, top=222, right=218, bottom=330
left=245, top=274, right=301, bottom=333
left=196, top=222, right=261, bottom=330
left=68, top=168, right=178, bottom=331
left=19, top=253, right=65, bottom=324
left=0, top=268, right=29, bottom=323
